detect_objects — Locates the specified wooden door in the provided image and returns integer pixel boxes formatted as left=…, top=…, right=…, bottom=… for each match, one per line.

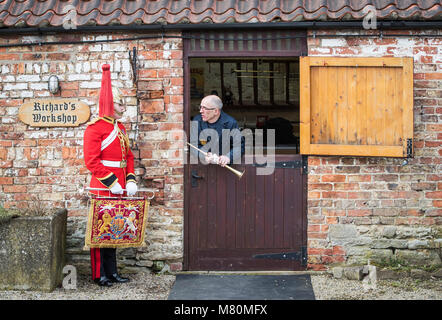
left=183, top=30, right=308, bottom=271
left=185, top=154, right=307, bottom=271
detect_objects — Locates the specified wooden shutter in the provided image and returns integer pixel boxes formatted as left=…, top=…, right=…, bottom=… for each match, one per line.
left=300, top=57, right=413, bottom=157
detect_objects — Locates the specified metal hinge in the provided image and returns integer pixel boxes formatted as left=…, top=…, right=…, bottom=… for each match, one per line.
left=406, top=138, right=413, bottom=158
left=253, top=156, right=308, bottom=174
left=253, top=246, right=307, bottom=267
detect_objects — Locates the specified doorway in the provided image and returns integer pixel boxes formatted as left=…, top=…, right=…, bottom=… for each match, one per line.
left=183, top=30, right=308, bottom=270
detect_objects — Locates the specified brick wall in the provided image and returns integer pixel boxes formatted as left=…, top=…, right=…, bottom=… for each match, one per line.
left=306, top=29, right=442, bottom=270
left=0, top=32, right=184, bottom=272
left=1, top=29, right=440, bottom=273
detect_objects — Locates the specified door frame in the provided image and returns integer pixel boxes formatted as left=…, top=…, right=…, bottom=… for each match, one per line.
left=183, top=29, right=308, bottom=270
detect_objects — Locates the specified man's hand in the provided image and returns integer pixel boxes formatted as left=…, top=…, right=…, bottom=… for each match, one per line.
left=110, top=182, right=124, bottom=195
left=218, top=155, right=230, bottom=167
left=126, top=181, right=138, bottom=196
left=205, top=152, right=219, bottom=165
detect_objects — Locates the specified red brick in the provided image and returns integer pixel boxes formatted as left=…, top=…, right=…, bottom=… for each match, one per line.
left=348, top=209, right=372, bottom=217
left=169, top=262, right=182, bottom=272
left=347, top=192, right=371, bottom=199
left=425, top=73, right=442, bottom=80
left=157, top=123, right=183, bottom=131
left=322, top=191, right=348, bottom=198
left=62, top=147, right=78, bottom=160
left=308, top=191, right=321, bottom=199
left=0, top=177, right=13, bottom=184
left=308, top=232, right=328, bottom=239
left=348, top=175, right=372, bottom=182
left=325, top=216, right=338, bottom=224
left=3, top=185, right=27, bottom=193
left=374, top=174, right=398, bottom=182
left=308, top=158, right=321, bottom=166
left=38, top=139, right=63, bottom=146
left=323, top=209, right=346, bottom=216
left=46, top=53, right=71, bottom=60
left=374, top=38, right=398, bottom=45
left=413, top=46, right=438, bottom=55
left=140, top=100, right=164, bottom=113
left=22, top=53, right=44, bottom=60
left=334, top=183, right=359, bottom=191
left=322, top=174, right=346, bottom=182
left=307, top=264, right=327, bottom=271
left=332, top=246, right=345, bottom=255
left=0, top=148, right=7, bottom=160
left=140, top=149, right=152, bottom=159
left=0, top=53, right=20, bottom=60
left=138, top=69, right=158, bottom=79
left=426, top=191, right=442, bottom=199
left=170, top=95, right=183, bottom=104
left=309, top=183, right=333, bottom=191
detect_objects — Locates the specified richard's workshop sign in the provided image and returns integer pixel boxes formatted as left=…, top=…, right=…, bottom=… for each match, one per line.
left=19, top=99, right=90, bottom=127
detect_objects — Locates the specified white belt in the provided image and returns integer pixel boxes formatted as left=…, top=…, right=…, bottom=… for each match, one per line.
left=101, top=160, right=127, bottom=168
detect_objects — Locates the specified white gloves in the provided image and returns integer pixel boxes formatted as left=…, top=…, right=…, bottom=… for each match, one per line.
left=109, top=181, right=137, bottom=196
left=126, top=181, right=138, bottom=196
left=110, top=182, right=124, bottom=195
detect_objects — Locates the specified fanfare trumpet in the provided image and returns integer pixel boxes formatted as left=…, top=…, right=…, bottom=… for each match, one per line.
left=81, top=187, right=156, bottom=200
left=187, top=142, right=245, bottom=179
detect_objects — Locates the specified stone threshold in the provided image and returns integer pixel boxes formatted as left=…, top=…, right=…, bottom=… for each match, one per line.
left=173, top=270, right=327, bottom=276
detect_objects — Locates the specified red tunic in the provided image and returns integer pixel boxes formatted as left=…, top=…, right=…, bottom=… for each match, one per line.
left=83, top=116, right=136, bottom=197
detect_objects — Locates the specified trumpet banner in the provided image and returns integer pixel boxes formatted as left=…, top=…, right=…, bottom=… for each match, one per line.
left=85, top=198, right=149, bottom=249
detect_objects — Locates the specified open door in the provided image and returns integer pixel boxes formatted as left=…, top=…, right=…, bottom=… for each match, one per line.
left=184, top=30, right=308, bottom=271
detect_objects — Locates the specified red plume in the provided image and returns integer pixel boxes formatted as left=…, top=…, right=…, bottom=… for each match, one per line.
left=98, top=64, right=114, bottom=117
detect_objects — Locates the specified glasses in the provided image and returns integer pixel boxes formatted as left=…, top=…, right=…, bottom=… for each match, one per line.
left=199, top=105, right=217, bottom=111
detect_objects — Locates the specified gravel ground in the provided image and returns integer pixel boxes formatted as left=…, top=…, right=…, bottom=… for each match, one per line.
left=311, top=274, right=442, bottom=300
left=0, top=272, right=440, bottom=300
left=0, top=272, right=175, bottom=300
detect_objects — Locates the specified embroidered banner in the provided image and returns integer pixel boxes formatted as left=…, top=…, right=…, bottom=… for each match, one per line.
left=85, top=198, right=149, bottom=249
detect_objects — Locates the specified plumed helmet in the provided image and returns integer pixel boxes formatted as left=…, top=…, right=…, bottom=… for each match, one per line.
left=98, top=64, right=114, bottom=117
left=112, top=87, right=123, bottom=105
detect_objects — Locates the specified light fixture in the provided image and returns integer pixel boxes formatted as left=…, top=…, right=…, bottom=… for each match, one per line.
left=48, top=75, right=60, bottom=94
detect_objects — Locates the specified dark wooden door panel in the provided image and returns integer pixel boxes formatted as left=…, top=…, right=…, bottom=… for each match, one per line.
left=187, top=154, right=306, bottom=271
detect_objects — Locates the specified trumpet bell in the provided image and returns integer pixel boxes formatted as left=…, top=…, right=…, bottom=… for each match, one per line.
left=226, top=165, right=245, bottom=179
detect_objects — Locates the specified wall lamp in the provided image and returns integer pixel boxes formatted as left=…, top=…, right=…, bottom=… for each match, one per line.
left=48, top=75, right=60, bottom=94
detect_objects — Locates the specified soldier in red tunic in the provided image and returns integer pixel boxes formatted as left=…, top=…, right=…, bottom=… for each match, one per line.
left=83, top=64, right=137, bottom=286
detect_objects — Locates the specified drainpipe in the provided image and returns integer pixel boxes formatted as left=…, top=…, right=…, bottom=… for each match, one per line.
left=0, top=20, right=440, bottom=36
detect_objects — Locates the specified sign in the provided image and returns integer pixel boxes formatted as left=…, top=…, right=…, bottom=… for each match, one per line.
left=19, top=99, right=90, bottom=127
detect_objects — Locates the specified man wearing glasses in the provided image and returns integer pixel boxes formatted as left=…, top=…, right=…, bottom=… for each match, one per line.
left=192, top=95, right=245, bottom=166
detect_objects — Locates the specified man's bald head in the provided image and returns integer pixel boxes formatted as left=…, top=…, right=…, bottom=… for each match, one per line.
left=201, top=95, right=223, bottom=110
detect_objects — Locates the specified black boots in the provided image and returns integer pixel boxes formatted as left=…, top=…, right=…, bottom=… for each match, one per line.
left=95, top=274, right=130, bottom=286
left=109, top=273, right=130, bottom=283
left=95, top=276, right=113, bottom=287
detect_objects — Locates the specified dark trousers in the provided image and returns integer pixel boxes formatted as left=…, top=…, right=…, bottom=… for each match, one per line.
left=90, top=248, right=117, bottom=280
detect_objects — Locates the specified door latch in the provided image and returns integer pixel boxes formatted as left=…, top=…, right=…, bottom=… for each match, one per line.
left=191, top=170, right=203, bottom=187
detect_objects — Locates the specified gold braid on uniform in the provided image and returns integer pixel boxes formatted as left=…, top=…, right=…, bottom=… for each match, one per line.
left=116, top=121, right=136, bottom=183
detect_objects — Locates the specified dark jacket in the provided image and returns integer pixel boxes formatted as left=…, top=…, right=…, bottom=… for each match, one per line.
left=191, top=111, right=245, bottom=163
